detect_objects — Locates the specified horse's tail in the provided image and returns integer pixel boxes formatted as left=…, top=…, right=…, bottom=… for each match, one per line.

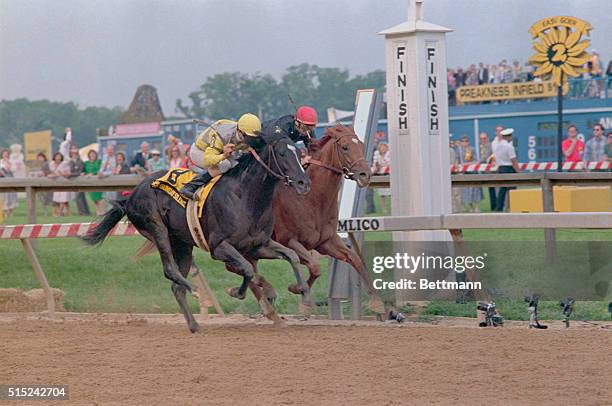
left=81, top=200, right=127, bottom=246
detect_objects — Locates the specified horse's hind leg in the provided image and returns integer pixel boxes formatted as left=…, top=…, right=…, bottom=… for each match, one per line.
left=171, top=240, right=200, bottom=333
left=134, top=216, right=194, bottom=292
left=213, top=240, right=253, bottom=300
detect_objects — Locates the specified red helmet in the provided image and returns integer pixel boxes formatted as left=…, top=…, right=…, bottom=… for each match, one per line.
left=296, top=106, right=318, bottom=125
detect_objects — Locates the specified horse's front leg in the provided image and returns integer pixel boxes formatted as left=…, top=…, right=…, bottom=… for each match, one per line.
left=212, top=240, right=253, bottom=299
left=317, top=234, right=386, bottom=316
left=225, top=261, right=284, bottom=326
left=226, top=260, right=278, bottom=303
left=225, top=263, right=264, bottom=302
left=252, top=240, right=313, bottom=308
left=286, top=238, right=321, bottom=293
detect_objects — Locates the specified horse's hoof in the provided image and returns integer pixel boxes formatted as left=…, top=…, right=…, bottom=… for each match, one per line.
left=273, top=318, right=288, bottom=328
left=287, top=283, right=301, bottom=295
left=225, top=286, right=246, bottom=300
left=301, top=295, right=314, bottom=308
left=298, top=301, right=313, bottom=316
left=189, top=323, right=201, bottom=333
left=262, top=285, right=277, bottom=302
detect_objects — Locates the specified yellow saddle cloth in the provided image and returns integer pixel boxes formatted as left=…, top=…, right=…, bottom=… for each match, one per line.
left=151, top=168, right=221, bottom=217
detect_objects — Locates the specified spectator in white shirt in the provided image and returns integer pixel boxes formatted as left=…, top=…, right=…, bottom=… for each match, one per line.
left=493, top=128, right=520, bottom=212
left=489, top=125, right=504, bottom=211
left=490, top=125, right=504, bottom=162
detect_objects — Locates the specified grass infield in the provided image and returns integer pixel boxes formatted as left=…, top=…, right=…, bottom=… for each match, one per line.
left=1, top=192, right=610, bottom=319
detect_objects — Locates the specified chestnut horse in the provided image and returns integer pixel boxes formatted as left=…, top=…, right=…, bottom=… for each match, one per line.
left=228, top=125, right=385, bottom=315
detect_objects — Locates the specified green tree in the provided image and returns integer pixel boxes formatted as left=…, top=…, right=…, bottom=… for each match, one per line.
left=177, top=64, right=387, bottom=122
left=176, top=72, right=287, bottom=122
left=0, top=99, right=122, bottom=150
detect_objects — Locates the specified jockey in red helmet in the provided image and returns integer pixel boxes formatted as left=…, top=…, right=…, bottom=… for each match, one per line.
left=263, top=105, right=318, bottom=148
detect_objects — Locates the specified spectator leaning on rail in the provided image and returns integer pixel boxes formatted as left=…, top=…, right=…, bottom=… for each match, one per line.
left=179, top=113, right=262, bottom=201
left=68, top=144, right=91, bottom=216
left=48, top=152, right=72, bottom=217
left=583, top=124, right=607, bottom=162
left=562, top=124, right=585, bottom=163
left=98, top=143, right=116, bottom=178
left=113, top=152, right=132, bottom=201
left=36, top=152, right=53, bottom=216
left=83, top=149, right=106, bottom=216
left=147, top=149, right=166, bottom=173
left=493, top=128, right=520, bottom=212
left=0, top=149, right=18, bottom=218
left=130, top=141, right=150, bottom=175
left=371, top=142, right=391, bottom=214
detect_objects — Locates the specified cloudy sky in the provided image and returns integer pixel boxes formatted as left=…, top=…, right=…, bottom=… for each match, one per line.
left=1, top=0, right=610, bottom=114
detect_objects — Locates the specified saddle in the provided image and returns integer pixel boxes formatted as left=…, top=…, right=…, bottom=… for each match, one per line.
left=151, top=168, right=221, bottom=251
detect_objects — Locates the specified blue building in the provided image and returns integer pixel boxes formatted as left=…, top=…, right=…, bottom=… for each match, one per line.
left=317, top=79, right=612, bottom=163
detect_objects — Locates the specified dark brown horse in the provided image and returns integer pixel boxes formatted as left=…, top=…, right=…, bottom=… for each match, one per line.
left=83, top=127, right=311, bottom=332
left=228, top=125, right=385, bottom=315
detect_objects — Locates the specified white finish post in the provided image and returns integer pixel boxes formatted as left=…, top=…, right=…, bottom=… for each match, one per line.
left=379, top=0, right=453, bottom=241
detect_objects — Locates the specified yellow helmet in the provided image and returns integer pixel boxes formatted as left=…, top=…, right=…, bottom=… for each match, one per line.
left=237, top=113, right=262, bottom=137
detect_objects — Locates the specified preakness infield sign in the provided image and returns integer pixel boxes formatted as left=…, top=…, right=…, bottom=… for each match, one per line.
left=456, top=80, right=565, bottom=103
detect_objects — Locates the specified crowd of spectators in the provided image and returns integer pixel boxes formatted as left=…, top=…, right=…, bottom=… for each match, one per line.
left=561, top=124, right=612, bottom=164
left=0, top=128, right=196, bottom=219
left=450, top=122, right=612, bottom=213
left=448, top=52, right=612, bottom=105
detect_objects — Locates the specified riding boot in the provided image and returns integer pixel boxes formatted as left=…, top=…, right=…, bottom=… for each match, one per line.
left=179, top=172, right=213, bottom=201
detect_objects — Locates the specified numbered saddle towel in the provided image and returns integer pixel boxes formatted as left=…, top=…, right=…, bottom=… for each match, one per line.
left=151, top=168, right=221, bottom=251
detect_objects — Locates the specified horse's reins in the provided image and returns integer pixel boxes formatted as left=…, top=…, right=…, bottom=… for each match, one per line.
left=248, top=144, right=293, bottom=186
left=308, top=133, right=368, bottom=180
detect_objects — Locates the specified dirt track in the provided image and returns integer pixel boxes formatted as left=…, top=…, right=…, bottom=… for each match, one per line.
left=1, top=314, right=611, bottom=405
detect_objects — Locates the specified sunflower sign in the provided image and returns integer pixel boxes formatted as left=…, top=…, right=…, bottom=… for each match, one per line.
left=528, top=16, right=591, bottom=87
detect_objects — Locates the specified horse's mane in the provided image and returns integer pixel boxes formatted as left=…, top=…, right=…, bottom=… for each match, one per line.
left=310, top=124, right=354, bottom=155
left=224, top=125, right=288, bottom=178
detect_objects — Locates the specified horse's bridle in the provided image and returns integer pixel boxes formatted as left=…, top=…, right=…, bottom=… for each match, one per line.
left=248, top=141, right=295, bottom=186
left=308, top=133, right=368, bottom=180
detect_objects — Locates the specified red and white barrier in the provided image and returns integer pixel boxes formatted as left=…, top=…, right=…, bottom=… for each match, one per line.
left=451, top=161, right=612, bottom=173
left=0, top=221, right=138, bottom=240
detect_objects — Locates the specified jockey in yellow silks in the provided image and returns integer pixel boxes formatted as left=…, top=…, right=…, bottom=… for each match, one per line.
left=179, top=113, right=262, bottom=200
